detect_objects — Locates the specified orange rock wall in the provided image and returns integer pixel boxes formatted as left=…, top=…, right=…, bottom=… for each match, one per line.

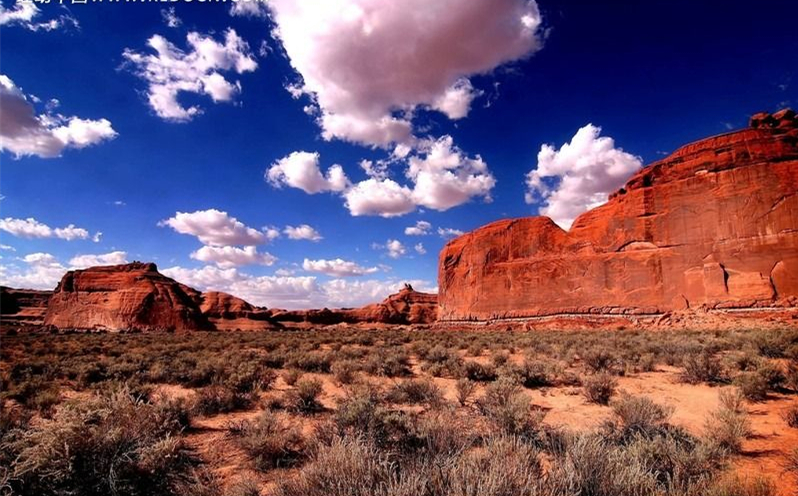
left=438, top=113, right=798, bottom=321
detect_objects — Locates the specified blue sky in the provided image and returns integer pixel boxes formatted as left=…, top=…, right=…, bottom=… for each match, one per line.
left=1, top=0, right=796, bottom=308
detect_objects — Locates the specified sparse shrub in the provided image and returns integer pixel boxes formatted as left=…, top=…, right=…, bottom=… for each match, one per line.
left=787, top=447, right=798, bottom=475
left=331, top=360, right=358, bottom=385
left=228, top=411, right=305, bottom=470
left=605, top=394, right=673, bottom=439
left=705, top=474, right=777, bottom=496
left=490, top=350, right=510, bottom=367
left=582, top=373, right=617, bottom=405
left=478, top=378, right=544, bottom=437
left=386, top=379, right=444, bottom=407
left=193, top=384, right=248, bottom=415
left=4, top=392, right=204, bottom=496
left=225, top=477, right=262, bottom=496
left=286, top=378, right=324, bottom=413
left=718, top=388, right=746, bottom=414
left=282, top=369, right=303, bottom=386
left=682, top=350, right=726, bottom=384
left=782, top=405, right=798, bottom=428
left=754, top=362, right=785, bottom=391
left=364, top=349, right=411, bottom=377
left=704, top=404, right=751, bottom=454
left=583, top=348, right=616, bottom=373
left=734, top=372, right=768, bottom=402
left=462, top=360, right=497, bottom=382
left=455, top=378, right=476, bottom=406
left=786, top=361, right=798, bottom=392
left=513, top=359, right=557, bottom=388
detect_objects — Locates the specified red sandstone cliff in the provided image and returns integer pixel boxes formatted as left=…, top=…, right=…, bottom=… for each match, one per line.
left=438, top=109, right=798, bottom=321
left=1, top=287, right=52, bottom=326
left=270, top=284, right=438, bottom=326
left=200, top=291, right=280, bottom=331
left=44, top=262, right=214, bottom=332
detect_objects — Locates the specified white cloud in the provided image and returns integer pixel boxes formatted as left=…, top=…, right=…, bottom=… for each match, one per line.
left=267, top=151, right=349, bottom=194
left=68, top=251, right=128, bottom=268
left=414, top=243, right=426, bottom=255
left=267, top=0, right=543, bottom=146
left=405, top=220, right=432, bottom=236
left=437, top=227, right=464, bottom=239
left=191, top=245, right=276, bottom=269
left=273, top=136, right=494, bottom=217
left=0, top=75, right=117, bottom=158
left=162, top=264, right=433, bottom=309
left=0, top=252, right=66, bottom=289
left=161, top=7, right=181, bottom=28
left=160, top=209, right=267, bottom=246
left=122, top=29, right=257, bottom=122
left=373, top=239, right=406, bottom=259
left=525, top=124, right=643, bottom=229
left=0, top=0, right=78, bottom=32
left=407, top=135, right=495, bottom=211
left=283, top=224, right=322, bottom=241
left=431, top=79, right=482, bottom=120
left=263, top=226, right=281, bottom=241
left=0, top=217, right=99, bottom=242
left=343, top=178, right=416, bottom=218
left=0, top=244, right=16, bottom=252
left=302, top=258, right=379, bottom=277
left=229, top=0, right=269, bottom=18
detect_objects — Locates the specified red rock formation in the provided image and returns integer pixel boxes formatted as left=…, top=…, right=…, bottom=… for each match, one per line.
left=1, top=287, right=52, bottom=326
left=271, top=284, right=438, bottom=326
left=439, top=110, right=798, bottom=321
left=200, top=291, right=280, bottom=331
left=44, top=262, right=213, bottom=332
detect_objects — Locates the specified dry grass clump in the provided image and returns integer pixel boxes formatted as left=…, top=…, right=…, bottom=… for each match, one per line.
left=704, top=390, right=751, bottom=454
left=462, top=360, right=498, bottom=382
left=782, top=404, right=798, bottom=428
left=582, top=373, right=617, bottom=405
left=455, top=378, right=476, bottom=406
left=477, top=378, right=545, bottom=437
left=733, top=372, right=769, bottom=402
left=331, top=359, right=359, bottom=384
left=681, top=349, right=726, bottom=384
left=3, top=390, right=210, bottom=496
left=285, top=377, right=324, bottom=414
left=227, top=411, right=305, bottom=470
left=603, top=394, right=674, bottom=440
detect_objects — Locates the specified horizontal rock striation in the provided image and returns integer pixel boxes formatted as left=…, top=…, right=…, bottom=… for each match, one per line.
left=439, top=109, right=798, bottom=321
left=1, top=287, right=52, bottom=326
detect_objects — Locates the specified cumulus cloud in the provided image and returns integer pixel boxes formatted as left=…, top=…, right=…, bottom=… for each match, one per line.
left=162, top=264, right=433, bottom=309
left=407, top=135, right=495, bottom=211
left=283, top=224, right=322, bottom=241
left=159, top=209, right=267, bottom=246
left=0, top=0, right=78, bottom=32
left=0, top=252, right=66, bottom=289
left=0, top=75, right=117, bottom=158
left=405, top=220, right=432, bottom=236
left=267, top=0, right=543, bottom=146
left=302, top=258, right=379, bottom=277
left=272, top=136, right=494, bottom=218
left=525, top=124, right=643, bottom=229
left=373, top=239, right=406, bottom=259
left=191, top=245, right=276, bottom=269
left=267, top=151, right=348, bottom=194
left=68, top=251, right=128, bottom=268
left=1, top=251, right=128, bottom=289
left=414, top=243, right=426, bottom=255
left=0, top=217, right=99, bottom=242
left=343, top=178, right=416, bottom=218
left=122, top=29, right=257, bottom=122
left=437, top=227, right=464, bottom=239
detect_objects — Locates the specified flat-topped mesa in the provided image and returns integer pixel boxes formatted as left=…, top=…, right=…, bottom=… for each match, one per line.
left=438, top=110, right=798, bottom=322
left=44, top=262, right=213, bottom=332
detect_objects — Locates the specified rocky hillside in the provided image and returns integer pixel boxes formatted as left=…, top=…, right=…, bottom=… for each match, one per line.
left=0, top=287, right=52, bottom=326
left=439, top=109, right=798, bottom=322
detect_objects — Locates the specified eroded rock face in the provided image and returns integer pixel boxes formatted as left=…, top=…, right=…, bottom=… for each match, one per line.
left=1, top=287, right=52, bottom=326
left=439, top=110, right=798, bottom=321
left=271, top=285, right=438, bottom=326
left=44, top=262, right=213, bottom=332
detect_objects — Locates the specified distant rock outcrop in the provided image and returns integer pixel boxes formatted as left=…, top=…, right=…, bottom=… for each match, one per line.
left=1, top=287, right=52, bottom=326
left=44, top=262, right=213, bottom=332
left=439, top=110, right=798, bottom=322
left=271, top=284, right=438, bottom=326
left=200, top=291, right=280, bottom=331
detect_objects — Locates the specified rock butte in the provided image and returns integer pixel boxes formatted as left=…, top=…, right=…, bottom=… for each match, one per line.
left=439, top=109, right=798, bottom=322
left=34, top=263, right=437, bottom=331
